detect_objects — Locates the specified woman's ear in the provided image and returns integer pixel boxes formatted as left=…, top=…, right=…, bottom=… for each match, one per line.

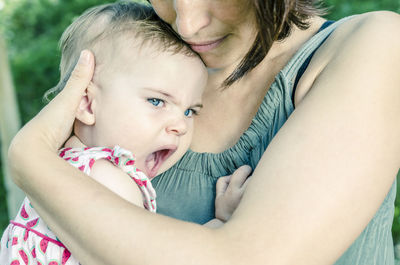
left=75, top=82, right=97, bottom=125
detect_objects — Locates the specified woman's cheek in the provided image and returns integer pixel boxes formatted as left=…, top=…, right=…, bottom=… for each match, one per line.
left=150, top=0, right=177, bottom=24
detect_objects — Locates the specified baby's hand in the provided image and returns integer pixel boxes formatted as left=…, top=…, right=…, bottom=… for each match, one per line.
left=215, top=165, right=252, bottom=222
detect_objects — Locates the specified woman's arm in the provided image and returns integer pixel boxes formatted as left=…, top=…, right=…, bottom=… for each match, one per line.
left=9, top=12, right=400, bottom=265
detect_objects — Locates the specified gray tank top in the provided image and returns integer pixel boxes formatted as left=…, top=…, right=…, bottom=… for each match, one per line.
left=152, top=16, right=396, bottom=264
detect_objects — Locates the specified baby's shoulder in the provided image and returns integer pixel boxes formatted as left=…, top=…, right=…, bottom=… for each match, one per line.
left=90, top=159, right=144, bottom=207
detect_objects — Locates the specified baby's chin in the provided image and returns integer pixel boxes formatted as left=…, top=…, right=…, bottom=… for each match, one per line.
left=155, top=147, right=187, bottom=176
left=154, top=159, right=175, bottom=176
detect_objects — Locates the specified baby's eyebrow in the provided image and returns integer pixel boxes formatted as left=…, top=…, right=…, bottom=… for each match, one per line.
left=145, top=88, right=203, bottom=109
left=191, top=103, right=203, bottom=109
left=145, top=88, right=177, bottom=103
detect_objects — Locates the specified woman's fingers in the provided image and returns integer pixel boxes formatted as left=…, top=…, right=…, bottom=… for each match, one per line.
left=216, top=175, right=231, bottom=198
left=216, top=165, right=252, bottom=198
left=215, top=166, right=252, bottom=222
left=241, top=177, right=251, bottom=191
left=8, top=50, right=95, bottom=188
left=228, top=165, right=252, bottom=190
left=51, top=50, right=95, bottom=113
left=39, top=50, right=95, bottom=150
left=10, top=50, right=95, bottom=154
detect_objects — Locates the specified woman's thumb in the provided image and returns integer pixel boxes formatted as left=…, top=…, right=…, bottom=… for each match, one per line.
left=57, top=50, right=94, bottom=107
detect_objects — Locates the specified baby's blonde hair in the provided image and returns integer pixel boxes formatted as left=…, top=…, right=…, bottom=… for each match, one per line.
left=45, top=1, right=196, bottom=100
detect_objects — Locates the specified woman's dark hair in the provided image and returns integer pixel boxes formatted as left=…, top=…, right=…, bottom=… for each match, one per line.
left=223, top=0, right=326, bottom=87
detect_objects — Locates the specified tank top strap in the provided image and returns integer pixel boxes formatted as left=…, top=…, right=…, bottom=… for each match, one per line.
left=281, top=16, right=355, bottom=85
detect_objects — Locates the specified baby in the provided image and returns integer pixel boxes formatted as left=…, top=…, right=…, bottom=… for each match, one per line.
left=0, top=2, right=245, bottom=265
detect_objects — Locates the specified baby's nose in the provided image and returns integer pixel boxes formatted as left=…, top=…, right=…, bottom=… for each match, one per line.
left=166, top=114, right=188, bottom=136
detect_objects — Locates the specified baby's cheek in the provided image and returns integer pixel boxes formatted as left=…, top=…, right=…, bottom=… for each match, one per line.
left=158, top=134, right=192, bottom=174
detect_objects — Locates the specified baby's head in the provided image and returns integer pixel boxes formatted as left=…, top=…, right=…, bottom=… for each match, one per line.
left=49, top=2, right=207, bottom=178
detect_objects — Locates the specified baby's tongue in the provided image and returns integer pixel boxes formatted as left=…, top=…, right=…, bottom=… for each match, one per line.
left=145, top=152, right=156, bottom=177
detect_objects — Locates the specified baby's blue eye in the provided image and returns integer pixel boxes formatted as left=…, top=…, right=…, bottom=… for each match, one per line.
left=148, top=98, right=164, bottom=107
left=184, top=109, right=195, bottom=117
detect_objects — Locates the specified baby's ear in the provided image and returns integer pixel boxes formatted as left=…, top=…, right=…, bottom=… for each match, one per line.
left=75, top=81, right=97, bottom=125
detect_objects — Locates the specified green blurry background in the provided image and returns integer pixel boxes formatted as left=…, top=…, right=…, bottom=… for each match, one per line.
left=0, top=0, right=399, bottom=246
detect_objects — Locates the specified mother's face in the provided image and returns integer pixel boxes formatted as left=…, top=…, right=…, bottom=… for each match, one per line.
left=150, top=0, right=257, bottom=69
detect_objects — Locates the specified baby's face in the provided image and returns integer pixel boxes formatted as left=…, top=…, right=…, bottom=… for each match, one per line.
left=91, top=45, right=207, bottom=178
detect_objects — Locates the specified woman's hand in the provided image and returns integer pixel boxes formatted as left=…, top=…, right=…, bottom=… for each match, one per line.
left=8, top=50, right=94, bottom=186
left=9, top=50, right=94, bottom=154
left=215, top=165, right=252, bottom=222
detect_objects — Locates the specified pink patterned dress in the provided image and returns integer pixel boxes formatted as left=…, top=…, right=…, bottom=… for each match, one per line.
left=0, top=146, right=156, bottom=265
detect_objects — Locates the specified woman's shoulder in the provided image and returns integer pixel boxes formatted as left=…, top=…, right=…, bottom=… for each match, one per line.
left=325, top=11, right=400, bottom=79
left=354, top=10, right=400, bottom=30
left=294, top=11, right=400, bottom=105
left=325, top=11, right=400, bottom=61
left=335, top=11, right=400, bottom=44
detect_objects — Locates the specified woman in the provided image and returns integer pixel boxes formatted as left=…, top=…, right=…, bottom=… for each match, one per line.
left=8, top=0, right=400, bottom=264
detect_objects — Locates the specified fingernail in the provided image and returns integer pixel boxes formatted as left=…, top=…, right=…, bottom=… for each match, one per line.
left=79, top=50, right=90, bottom=65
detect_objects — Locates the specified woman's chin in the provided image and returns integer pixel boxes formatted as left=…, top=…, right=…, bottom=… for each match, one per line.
left=201, top=54, right=226, bottom=69
left=201, top=53, right=245, bottom=75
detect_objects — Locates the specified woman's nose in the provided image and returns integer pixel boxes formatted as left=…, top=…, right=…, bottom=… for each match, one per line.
left=166, top=114, right=188, bottom=136
left=174, top=0, right=211, bottom=39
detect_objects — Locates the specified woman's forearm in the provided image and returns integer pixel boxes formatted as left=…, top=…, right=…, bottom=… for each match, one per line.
left=11, top=146, right=226, bottom=265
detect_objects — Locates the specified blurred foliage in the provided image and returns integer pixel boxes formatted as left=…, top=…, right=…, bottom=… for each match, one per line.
left=0, top=0, right=116, bottom=124
left=393, top=170, right=400, bottom=243
left=0, top=144, right=8, bottom=232
left=324, top=0, right=400, bottom=20
left=0, top=0, right=400, bottom=242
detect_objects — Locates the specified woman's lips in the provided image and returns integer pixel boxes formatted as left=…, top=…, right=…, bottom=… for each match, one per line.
left=188, top=37, right=225, bottom=53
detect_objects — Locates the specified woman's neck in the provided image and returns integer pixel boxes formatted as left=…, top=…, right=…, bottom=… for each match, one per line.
left=190, top=16, right=326, bottom=153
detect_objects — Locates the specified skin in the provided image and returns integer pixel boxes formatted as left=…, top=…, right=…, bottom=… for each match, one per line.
left=8, top=0, right=400, bottom=264
left=62, top=43, right=207, bottom=208
left=151, top=0, right=329, bottom=153
left=151, top=0, right=256, bottom=70
left=74, top=43, right=207, bottom=178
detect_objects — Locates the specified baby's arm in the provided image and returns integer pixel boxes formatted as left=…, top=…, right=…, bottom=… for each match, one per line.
left=204, top=165, right=252, bottom=228
left=89, top=160, right=144, bottom=208
left=65, top=136, right=143, bottom=207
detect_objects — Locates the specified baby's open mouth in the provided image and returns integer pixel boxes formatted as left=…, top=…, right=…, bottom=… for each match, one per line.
left=145, top=147, right=176, bottom=178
